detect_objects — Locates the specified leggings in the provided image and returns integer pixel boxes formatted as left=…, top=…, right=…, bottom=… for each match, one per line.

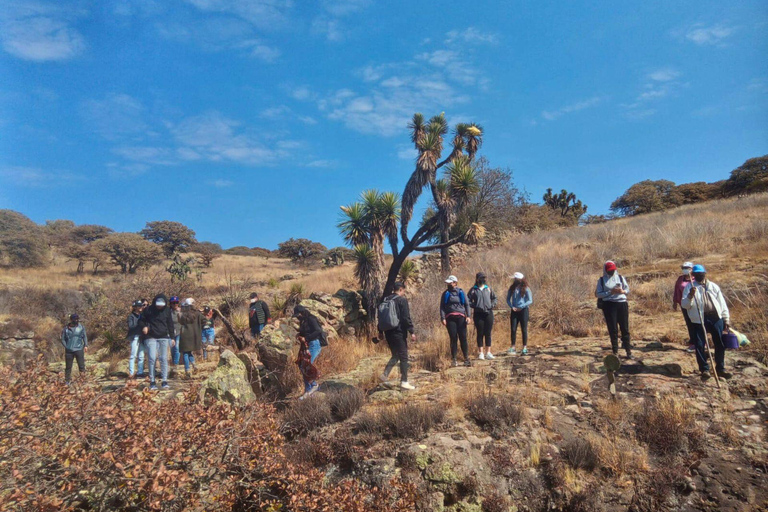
left=474, top=311, right=494, bottom=348
left=65, top=349, right=85, bottom=382
left=445, top=315, right=469, bottom=360
left=383, top=329, right=409, bottom=382
left=510, top=307, right=529, bottom=348
left=601, top=301, right=631, bottom=353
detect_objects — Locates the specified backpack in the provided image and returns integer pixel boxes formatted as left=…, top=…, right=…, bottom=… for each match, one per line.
left=319, top=329, right=329, bottom=347
left=377, top=295, right=400, bottom=331
left=444, top=289, right=466, bottom=305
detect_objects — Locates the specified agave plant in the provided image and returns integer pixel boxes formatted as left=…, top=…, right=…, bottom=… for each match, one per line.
left=397, top=259, right=417, bottom=286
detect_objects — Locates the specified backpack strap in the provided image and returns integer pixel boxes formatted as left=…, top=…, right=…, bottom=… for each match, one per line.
left=458, top=289, right=465, bottom=305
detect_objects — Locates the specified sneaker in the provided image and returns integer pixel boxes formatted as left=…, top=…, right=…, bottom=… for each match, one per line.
left=625, top=352, right=634, bottom=360
left=452, top=359, right=459, bottom=367
left=507, top=348, right=517, bottom=356
left=185, top=371, right=191, bottom=379
left=521, top=347, right=528, bottom=355
left=65, top=381, right=71, bottom=387
left=161, top=382, right=170, bottom=389
left=686, top=345, right=695, bottom=353
left=486, top=352, right=495, bottom=360
left=149, top=382, right=158, bottom=390
left=378, top=373, right=390, bottom=383
left=718, top=370, right=733, bottom=380
left=464, top=359, right=472, bottom=367
left=700, top=371, right=711, bottom=381
left=136, top=373, right=145, bottom=379
left=400, top=381, right=415, bottom=390
left=305, top=383, right=319, bottom=397
left=478, top=352, right=485, bottom=361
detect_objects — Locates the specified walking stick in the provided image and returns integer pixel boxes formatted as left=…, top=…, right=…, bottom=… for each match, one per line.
left=692, top=285, right=720, bottom=389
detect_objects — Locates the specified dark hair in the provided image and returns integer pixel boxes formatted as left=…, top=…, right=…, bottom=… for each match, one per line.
left=508, top=277, right=529, bottom=297
left=249, top=292, right=258, bottom=299
left=393, top=282, right=406, bottom=292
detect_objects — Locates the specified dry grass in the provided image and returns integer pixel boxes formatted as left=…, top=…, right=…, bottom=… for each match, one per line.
left=588, top=433, right=649, bottom=476
left=635, top=394, right=701, bottom=456
left=355, top=402, right=446, bottom=439
left=466, top=393, right=526, bottom=437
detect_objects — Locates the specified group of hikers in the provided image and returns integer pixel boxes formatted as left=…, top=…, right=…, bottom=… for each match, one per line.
left=61, top=259, right=739, bottom=394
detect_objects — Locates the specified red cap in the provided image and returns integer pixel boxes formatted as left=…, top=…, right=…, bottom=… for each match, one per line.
left=604, top=261, right=617, bottom=272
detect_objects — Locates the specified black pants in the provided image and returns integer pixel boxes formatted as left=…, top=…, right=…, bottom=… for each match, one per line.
left=65, top=349, right=85, bottom=382
left=691, top=314, right=726, bottom=373
left=510, top=307, right=529, bottom=348
left=474, top=311, right=494, bottom=348
left=602, top=301, right=631, bottom=353
left=446, top=316, right=469, bottom=360
left=681, top=308, right=697, bottom=344
left=383, top=329, right=409, bottom=382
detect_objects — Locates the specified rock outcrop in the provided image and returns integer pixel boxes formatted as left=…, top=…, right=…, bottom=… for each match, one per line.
left=199, top=349, right=257, bottom=405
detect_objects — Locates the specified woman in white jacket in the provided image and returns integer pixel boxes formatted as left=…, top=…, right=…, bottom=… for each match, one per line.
left=681, top=264, right=732, bottom=381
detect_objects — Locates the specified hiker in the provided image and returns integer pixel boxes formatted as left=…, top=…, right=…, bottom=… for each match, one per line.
left=248, top=292, right=271, bottom=337
left=170, top=296, right=181, bottom=367
left=469, top=272, right=497, bottom=360
left=673, top=262, right=697, bottom=353
left=681, top=264, right=733, bottom=381
left=127, top=300, right=146, bottom=378
left=139, top=294, right=175, bottom=390
left=378, top=281, right=416, bottom=390
left=596, top=261, right=633, bottom=359
left=61, top=313, right=87, bottom=385
left=202, top=306, right=216, bottom=360
left=179, top=298, right=204, bottom=378
left=507, top=272, right=533, bottom=355
left=440, top=275, right=472, bottom=367
left=294, top=305, right=325, bottom=399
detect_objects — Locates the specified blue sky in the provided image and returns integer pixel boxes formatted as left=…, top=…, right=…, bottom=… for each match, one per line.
left=1, top=0, right=766, bottom=250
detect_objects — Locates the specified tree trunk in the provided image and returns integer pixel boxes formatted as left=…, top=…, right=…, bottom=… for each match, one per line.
left=382, top=248, right=412, bottom=298
left=440, top=225, right=451, bottom=274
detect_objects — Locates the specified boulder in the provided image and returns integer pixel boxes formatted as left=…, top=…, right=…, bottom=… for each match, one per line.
left=333, top=289, right=368, bottom=325
left=258, top=324, right=295, bottom=372
left=237, top=351, right=264, bottom=397
left=309, top=291, right=344, bottom=309
left=199, top=350, right=257, bottom=405
left=294, top=299, right=340, bottom=340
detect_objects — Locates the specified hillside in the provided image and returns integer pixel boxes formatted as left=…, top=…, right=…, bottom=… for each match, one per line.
left=1, top=194, right=767, bottom=511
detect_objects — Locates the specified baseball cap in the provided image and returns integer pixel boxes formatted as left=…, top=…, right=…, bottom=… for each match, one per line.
left=682, top=261, right=693, bottom=268
left=170, top=296, right=180, bottom=303
left=132, top=300, right=143, bottom=308
left=604, top=261, right=617, bottom=272
left=513, top=272, right=524, bottom=280
left=692, top=264, right=706, bottom=273
left=445, top=275, right=458, bottom=283
left=70, top=313, right=79, bottom=321
left=182, top=298, right=195, bottom=306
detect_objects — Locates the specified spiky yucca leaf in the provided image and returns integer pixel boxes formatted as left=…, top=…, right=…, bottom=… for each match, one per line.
left=377, top=191, right=401, bottom=246
left=353, top=244, right=379, bottom=291
left=338, top=202, right=370, bottom=247
left=448, top=156, right=480, bottom=208
left=408, top=113, right=426, bottom=146
left=398, top=259, right=417, bottom=285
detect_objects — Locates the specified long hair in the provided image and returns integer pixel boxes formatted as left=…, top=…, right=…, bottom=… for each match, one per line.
left=508, top=277, right=529, bottom=297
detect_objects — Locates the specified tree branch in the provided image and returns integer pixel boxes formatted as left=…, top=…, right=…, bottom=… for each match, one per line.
left=413, top=230, right=468, bottom=252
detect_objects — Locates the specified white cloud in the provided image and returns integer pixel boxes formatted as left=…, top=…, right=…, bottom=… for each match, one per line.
left=306, top=159, right=338, bottom=168
left=321, top=0, right=371, bottom=16
left=685, top=24, right=734, bottom=45
left=260, top=105, right=292, bottom=118
left=291, top=86, right=314, bottom=101
left=396, top=143, right=418, bottom=161
left=298, top=115, right=318, bottom=125
left=0, top=1, right=86, bottom=61
left=622, top=68, right=684, bottom=119
left=648, top=68, right=680, bottom=82
left=540, top=96, right=603, bottom=121
left=747, top=78, right=768, bottom=93
left=445, top=27, right=498, bottom=45
left=81, top=93, right=148, bottom=141
left=311, top=0, right=372, bottom=42
left=183, top=0, right=293, bottom=30
left=211, top=179, right=234, bottom=187
left=0, top=166, right=83, bottom=186
left=311, top=16, right=344, bottom=42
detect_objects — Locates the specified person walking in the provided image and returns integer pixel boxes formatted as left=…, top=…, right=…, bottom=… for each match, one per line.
left=507, top=272, right=533, bottom=355
left=248, top=292, right=271, bottom=337
left=201, top=306, right=216, bottom=360
left=169, top=297, right=182, bottom=368
left=61, top=313, right=87, bottom=385
left=469, top=272, right=497, bottom=360
left=178, top=298, right=204, bottom=379
left=596, top=261, right=632, bottom=359
left=441, top=275, right=472, bottom=367
left=139, top=294, right=175, bottom=390
left=293, top=305, right=325, bottom=399
left=127, top=300, right=146, bottom=378
left=681, top=264, right=733, bottom=381
left=378, top=282, right=416, bottom=390
left=673, top=262, right=697, bottom=353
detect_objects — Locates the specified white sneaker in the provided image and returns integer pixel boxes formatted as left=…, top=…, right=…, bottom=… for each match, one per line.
left=507, top=348, right=517, bottom=356
left=400, top=381, right=415, bottom=390
left=478, top=352, right=485, bottom=360
left=378, top=373, right=389, bottom=382
left=486, top=352, right=495, bottom=360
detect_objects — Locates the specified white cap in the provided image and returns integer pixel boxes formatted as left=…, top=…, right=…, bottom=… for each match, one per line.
left=182, top=298, right=195, bottom=306
left=445, top=275, right=458, bottom=283
left=513, top=272, right=524, bottom=280
left=682, top=261, right=693, bottom=268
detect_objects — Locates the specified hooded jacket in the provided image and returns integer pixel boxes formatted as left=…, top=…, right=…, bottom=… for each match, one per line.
left=61, top=323, right=87, bottom=352
left=681, top=280, right=729, bottom=324
left=126, top=311, right=142, bottom=340
left=179, top=307, right=205, bottom=353
left=469, top=284, right=497, bottom=313
left=595, top=271, right=629, bottom=303
left=138, top=294, right=175, bottom=339
left=440, top=288, right=470, bottom=321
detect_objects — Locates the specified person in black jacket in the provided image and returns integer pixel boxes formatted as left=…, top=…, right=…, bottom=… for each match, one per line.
left=378, top=282, right=416, bottom=390
left=293, top=305, right=324, bottom=399
left=138, top=294, right=175, bottom=390
left=127, top=300, right=146, bottom=378
left=248, top=292, right=271, bottom=337
left=440, top=275, right=472, bottom=367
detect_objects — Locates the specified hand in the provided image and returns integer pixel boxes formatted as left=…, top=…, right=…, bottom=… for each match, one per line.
left=142, top=327, right=149, bottom=335
left=297, top=335, right=305, bottom=342
left=467, top=317, right=472, bottom=325
left=688, top=287, right=696, bottom=299
left=724, top=322, right=730, bottom=331
left=171, top=340, right=176, bottom=348
left=84, top=346, right=88, bottom=353
left=512, top=307, right=519, bottom=312
left=410, top=334, right=416, bottom=342
left=442, top=319, right=447, bottom=326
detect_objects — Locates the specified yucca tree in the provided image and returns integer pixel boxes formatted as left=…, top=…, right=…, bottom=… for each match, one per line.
left=352, top=244, right=380, bottom=335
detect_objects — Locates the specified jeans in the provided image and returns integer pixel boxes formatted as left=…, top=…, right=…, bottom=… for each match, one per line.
left=474, top=311, right=494, bottom=348
left=445, top=316, right=469, bottom=360
left=601, top=301, right=631, bottom=354
left=304, top=339, right=322, bottom=392
left=171, top=335, right=180, bottom=365
left=681, top=309, right=697, bottom=345
left=65, top=349, right=85, bottom=382
left=182, top=351, right=195, bottom=372
left=510, top=307, right=529, bottom=348
left=129, top=336, right=146, bottom=376
left=691, top=314, right=726, bottom=373
left=145, top=338, right=170, bottom=384
left=250, top=323, right=265, bottom=337
left=383, top=329, right=409, bottom=382
left=202, top=328, right=215, bottom=358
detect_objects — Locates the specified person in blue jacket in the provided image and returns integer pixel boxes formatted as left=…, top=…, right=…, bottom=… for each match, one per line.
left=506, top=272, right=533, bottom=355
left=61, top=313, right=87, bottom=385
left=440, top=275, right=472, bottom=367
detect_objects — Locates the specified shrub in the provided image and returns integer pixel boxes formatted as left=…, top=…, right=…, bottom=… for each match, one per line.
left=140, top=220, right=197, bottom=257
left=466, top=394, right=525, bottom=436
left=355, top=403, right=445, bottom=439
left=328, top=387, right=365, bottom=421
left=482, top=490, right=511, bottom=512
left=635, top=394, right=701, bottom=456
left=280, top=394, right=333, bottom=439
left=0, top=210, right=48, bottom=268
left=562, top=438, right=598, bottom=471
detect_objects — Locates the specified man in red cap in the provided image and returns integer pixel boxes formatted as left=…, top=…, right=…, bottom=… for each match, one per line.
left=595, top=260, right=632, bottom=359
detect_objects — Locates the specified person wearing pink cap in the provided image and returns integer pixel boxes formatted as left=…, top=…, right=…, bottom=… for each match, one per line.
left=673, top=262, right=696, bottom=353
left=595, top=261, right=632, bottom=359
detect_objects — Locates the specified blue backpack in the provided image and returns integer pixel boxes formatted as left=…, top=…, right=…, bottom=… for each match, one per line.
left=444, top=289, right=466, bottom=305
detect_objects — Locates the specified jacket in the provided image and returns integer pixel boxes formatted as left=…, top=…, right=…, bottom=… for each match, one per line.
left=179, top=308, right=204, bottom=353
left=681, top=280, right=730, bottom=324
left=389, top=294, right=415, bottom=335
left=126, top=312, right=142, bottom=340
left=61, top=323, right=87, bottom=352
left=506, top=287, right=533, bottom=310
left=440, top=288, right=470, bottom=321
left=298, top=313, right=324, bottom=342
left=595, top=272, right=629, bottom=303
left=249, top=300, right=271, bottom=328
left=171, top=309, right=181, bottom=337
left=138, top=294, right=175, bottom=339
left=469, top=285, right=497, bottom=313
left=673, top=275, right=692, bottom=306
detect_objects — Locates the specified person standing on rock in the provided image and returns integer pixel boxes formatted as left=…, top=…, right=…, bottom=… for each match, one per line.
left=507, top=272, right=533, bottom=356
left=127, top=300, right=146, bottom=379
left=61, top=313, right=87, bottom=385
left=170, top=297, right=182, bottom=369
left=248, top=292, right=271, bottom=337
left=469, top=272, right=497, bottom=360
left=441, top=275, right=472, bottom=367
left=139, top=294, right=175, bottom=390
left=293, top=305, right=325, bottom=399
left=179, top=298, right=204, bottom=379
left=673, top=262, right=697, bottom=353
left=378, top=282, right=416, bottom=390
left=202, top=306, right=216, bottom=360
left=596, top=261, right=633, bottom=359
left=681, top=264, right=733, bottom=381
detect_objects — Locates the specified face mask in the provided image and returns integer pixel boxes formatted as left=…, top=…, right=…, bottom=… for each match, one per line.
left=156, top=300, right=166, bottom=308
left=692, top=273, right=705, bottom=282
left=682, top=268, right=691, bottom=275
left=250, top=298, right=257, bottom=303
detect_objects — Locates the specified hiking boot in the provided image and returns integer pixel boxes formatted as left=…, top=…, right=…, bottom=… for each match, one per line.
left=306, top=383, right=319, bottom=397
left=718, top=370, right=733, bottom=380
left=624, top=352, right=634, bottom=360
left=700, top=371, right=711, bottom=381
left=521, top=347, right=529, bottom=355
left=400, top=381, right=415, bottom=390
left=161, top=382, right=170, bottom=389
left=464, top=359, right=472, bottom=367
left=686, top=345, right=695, bottom=353
left=149, top=382, right=158, bottom=390
left=378, top=373, right=390, bottom=383
left=185, top=371, right=191, bottom=380
left=478, top=352, right=485, bottom=361
left=452, top=359, right=459, bottom=367
left=486, top=352, right=495, bottom=360
left=507, top=348, right=517, bottom=356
